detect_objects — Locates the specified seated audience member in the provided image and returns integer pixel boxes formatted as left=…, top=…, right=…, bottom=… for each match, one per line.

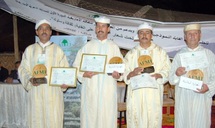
left=6, top=61, right=21, bottom=84
left=0, top=61, right=9, bottom=82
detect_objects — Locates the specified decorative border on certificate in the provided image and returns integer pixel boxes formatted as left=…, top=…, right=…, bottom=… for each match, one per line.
left=80, top=53, right=107, bottom=73
left=49, top=67, right=77, bottom=87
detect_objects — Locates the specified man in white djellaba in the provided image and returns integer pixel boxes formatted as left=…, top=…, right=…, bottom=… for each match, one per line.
left=169, top=23, right=215, bottom=128
left=73, top=16, right=123, bottom=128
left=18, top=19, right=69, bottom=128
left=124, top=22, right=171, bottom=128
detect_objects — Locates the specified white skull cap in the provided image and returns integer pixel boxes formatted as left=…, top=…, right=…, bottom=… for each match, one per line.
left=35, top=19, right=51, bottom=30
left=94, top=16, right=110, bottom=24
left=137, top=22, right=153, bottom=31
left=184, top=24, right=201, bottom=32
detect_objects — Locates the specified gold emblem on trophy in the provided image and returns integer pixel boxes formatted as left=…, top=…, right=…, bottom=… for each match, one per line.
left=187, top=69, right=204, bottom=81
left=109, top=57, right=123, bottom=64
left=138, top=55, right=155, bottom=73
left=32, top=64, right=47, bottom=84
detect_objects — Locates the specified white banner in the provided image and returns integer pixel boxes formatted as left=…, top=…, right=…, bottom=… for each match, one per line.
left=2, top=0, right=215, bottom=57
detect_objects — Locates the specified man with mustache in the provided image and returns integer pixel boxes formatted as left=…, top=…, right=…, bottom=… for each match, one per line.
left=124, top=22, right=171, bottom=128
left=73, top=16, right=123, bottom=128
left=18, top=19, right=69, bottom=128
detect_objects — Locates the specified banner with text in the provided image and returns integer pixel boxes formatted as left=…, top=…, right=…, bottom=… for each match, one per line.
left=2, top=0, right=215, bottom=57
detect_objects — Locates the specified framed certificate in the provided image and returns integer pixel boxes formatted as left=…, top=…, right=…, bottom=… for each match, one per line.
left=49, top=67, right=77, bottom=87
left=80, top=53, right=107, bottom=73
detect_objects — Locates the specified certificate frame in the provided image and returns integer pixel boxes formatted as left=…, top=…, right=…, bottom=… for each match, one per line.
left=80, top=53, right=107, bottom=73
left=49, top=67, right=77, bottom=87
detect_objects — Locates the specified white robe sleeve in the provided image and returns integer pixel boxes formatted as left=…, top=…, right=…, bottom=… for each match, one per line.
left=18, top=47, right=34, bottom=91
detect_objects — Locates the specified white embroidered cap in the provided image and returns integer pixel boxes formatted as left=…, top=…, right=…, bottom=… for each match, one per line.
left=137, top=22, right=153, bottom=31
left=184, top=24, right=201, bottom=32
left=94, top=16, right=110, bottom=24
left=35, top=19, right=51, bottom=30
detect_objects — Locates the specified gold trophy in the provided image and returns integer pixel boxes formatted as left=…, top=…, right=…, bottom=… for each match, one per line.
left=138, top=55, right=155, bottom=73
left=32, top=64, right=47, bottom=84
left=108, top=57, right=123, bottom=75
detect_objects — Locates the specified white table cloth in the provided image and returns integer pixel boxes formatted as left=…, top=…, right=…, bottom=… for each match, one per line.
left=0, top=83, right=28, bottom=128
left=0, top=82, right=127, bottom=128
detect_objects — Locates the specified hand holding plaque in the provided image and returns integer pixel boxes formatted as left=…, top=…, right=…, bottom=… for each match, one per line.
left=138, top=55, right=155, bottom=73
left=32, top=64, right=47, bottom=85
left=179, top=69, right=204, bottom=91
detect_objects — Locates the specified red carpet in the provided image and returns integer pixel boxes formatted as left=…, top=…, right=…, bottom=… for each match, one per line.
left=162, top=105, right=174, bottom=128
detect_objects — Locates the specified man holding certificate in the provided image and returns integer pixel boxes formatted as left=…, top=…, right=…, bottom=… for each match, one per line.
left=124, top=22, right=171, bottom=128
left=73, top=16, right=123, bottom=128
left=169, top=24, right=215, bottom=128
left=18, top=19, right=69, bottom=128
